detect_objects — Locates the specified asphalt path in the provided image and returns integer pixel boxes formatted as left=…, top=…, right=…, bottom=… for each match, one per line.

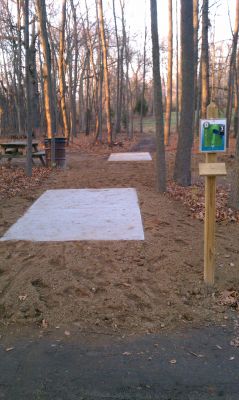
left=0, top=324, right=239, bottom=399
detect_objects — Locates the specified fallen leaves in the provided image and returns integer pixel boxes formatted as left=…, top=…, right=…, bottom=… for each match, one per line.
left=0, top=165, right=52, bottom=200
left=219, top=289, right=239, bottom=309
left=230, top=338, right=239, bottom=348
left=167, top=182, right=239, bottom=223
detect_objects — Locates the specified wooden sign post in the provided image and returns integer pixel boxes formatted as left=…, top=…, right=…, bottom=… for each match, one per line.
left=199, top=103, right=227, bottom=285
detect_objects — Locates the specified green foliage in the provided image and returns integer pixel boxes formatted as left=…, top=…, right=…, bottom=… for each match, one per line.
left=134, top=97, right=148, bottom=116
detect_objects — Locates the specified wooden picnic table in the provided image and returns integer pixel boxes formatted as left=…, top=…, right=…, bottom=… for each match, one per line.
left=0, top=140, right=46, bottom=166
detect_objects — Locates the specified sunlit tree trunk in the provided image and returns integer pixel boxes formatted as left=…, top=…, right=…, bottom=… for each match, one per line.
left=36, top=0, right=54, bottom=140
left=112, top=0, right=120, bottom=136
left=59, top=0, right=70, bottom=140
left=29, top=20, right=40, bottom=129
left=24, top=0, right=32, bottom=176
left=69, top=0, right=78, bottom=138
left=97, top=0, right=112, bottom=144
left=17, top=0, right=23, bottom=135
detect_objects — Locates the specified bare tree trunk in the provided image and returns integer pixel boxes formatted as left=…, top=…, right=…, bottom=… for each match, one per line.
left=112, top=0, right=120, bottom=137
left=118, top=0, right=125, bottom=136
left=226, top=0, right=239, bottom=140
left=229, top=44, right=239, bottom=208
left=59, top=0, right=70, bottom=140
left=164, top=0, right=173, bottom=145
left=97, top=0, right=112, bottom=145
left=17, top=0, right=23, bottom=135
left=24, top=0, right=32, bottom=176
left=150, top=0, right=166, bottom=192
left=174, top=0, right=195, bottom=186
left=176, top=0, right=179, bottom=133
left=193, top=0, right=199, bottom=131
left=140, top=26, right=147, bottom=134
left=36, top=0, right=54, bottom=140
left=69, top=0, right=78, bottom=137
left=125, top=38, right=130, bottom=138
left=234, top=50, right=239, bottom=138
left=201, top=0, right=209, bottom=118
left=37, top=37, right=45, bottom=131
left=29, top=20, right=40, bottom=129
left=85, top=0, right=100, bottom=138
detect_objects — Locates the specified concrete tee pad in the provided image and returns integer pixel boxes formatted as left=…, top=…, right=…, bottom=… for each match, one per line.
left=108, top=152, right=152, bottom=161
left=0, top=189, right=145, bottom=242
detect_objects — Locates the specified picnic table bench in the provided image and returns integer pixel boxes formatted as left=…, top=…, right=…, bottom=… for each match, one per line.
left=0, top=141, right=46, bottom=166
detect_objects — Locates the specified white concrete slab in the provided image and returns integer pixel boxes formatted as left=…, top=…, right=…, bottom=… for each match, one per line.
left=0, top=189, right=144, bottom=242
left=108, top=152, right=152, bottom=161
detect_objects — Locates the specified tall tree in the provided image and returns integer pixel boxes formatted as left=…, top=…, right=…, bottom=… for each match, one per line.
left=174, top=0, right=195, bottom=186
left=36, top=0, right=55, bottom=140
left=193, top=0, right=199, bottom=130
left=201, top=0, right=209, bottom=118
left=150, top=0, right=166, bottom=192
left=58, top=0, right=70, bottom=140
left=17, top=0, right=23, bottom=135
left=24, top=0, right=32, bottom=176
left=140, top=25, right=147, bottom=134
left=69, top=0, right=79, bottom=138
left=29, top=20, right=40, bottom=129
left=226, top=0, right=239, bottom=138
left=112, top=0, right=120, bottom=136
left=164, top=0, right=173, bottom=145
left=230, top=42, right=239, bottom=209
left=175, top=0, right=179, bottom=132
left=97, top=0, right=112, bottom=144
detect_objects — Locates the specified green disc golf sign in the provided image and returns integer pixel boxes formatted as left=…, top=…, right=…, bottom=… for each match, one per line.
left=200, top=119, right=227, bottom=153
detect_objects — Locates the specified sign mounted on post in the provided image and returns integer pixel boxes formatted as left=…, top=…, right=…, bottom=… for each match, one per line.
left=200, top=119, right=227, bottom=153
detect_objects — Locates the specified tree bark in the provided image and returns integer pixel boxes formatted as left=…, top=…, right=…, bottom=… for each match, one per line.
left=226, top=0, right=239, bottom=139
left=150, top=0, right=166, bottom=192
left=164, top=0, right=173, bottom=145
left=97, top=0, right=112, bottom=144
left=193, top=0, right=199, bottom=130
left=140, top=26, right=147, bottom=134
left=29, top=20, right=40, bottom=129
left=174, top=0, right=195, bottom=186
left=70, top=0, right=79, bottom=138
left=229, top=46, right=239, bottom=209
left=112, top=0, right=120, bottom=136
left=58, top=0, right=70, bottom=140
left=36, top=0, right=54, bottom=140
left=201, top=0, right=210, bottom=118
left=24, top=0, right=32, bottom=176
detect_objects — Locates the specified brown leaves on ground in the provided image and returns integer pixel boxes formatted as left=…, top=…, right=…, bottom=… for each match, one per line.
left=0, top=165, right=51, bottom=200
left=219, top=289, right=239, bottom=310
left=167, top=181, right=239, bottom=223
left=67, top=133, right=139, bottom=156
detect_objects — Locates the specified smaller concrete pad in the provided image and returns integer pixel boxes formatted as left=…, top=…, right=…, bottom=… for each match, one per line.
left=108, top=152, right=152, bottom=161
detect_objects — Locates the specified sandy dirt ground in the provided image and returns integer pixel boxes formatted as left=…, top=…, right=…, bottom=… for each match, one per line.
left=0, top=140, right=239, bottom=336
